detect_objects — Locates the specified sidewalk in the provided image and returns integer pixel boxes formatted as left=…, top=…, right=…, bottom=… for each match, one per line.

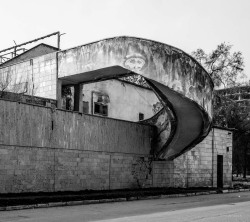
left=1, top=187, right=249, bottom=211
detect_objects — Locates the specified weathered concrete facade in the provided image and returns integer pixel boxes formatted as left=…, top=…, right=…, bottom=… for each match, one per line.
left=82, top=79, right=159, bottom=121
left=0, top=99, right=232, bottom=193
left=57, top=37, right=213, bottom=159
left=0, top=52, right=57, bottom=99
left=153, top=128, right=232, bottom=188
left=58, top=37, right=213, bottom=116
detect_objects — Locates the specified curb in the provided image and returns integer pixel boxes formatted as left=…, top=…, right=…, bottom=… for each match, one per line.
left=1, top=189, right=249, bottom=211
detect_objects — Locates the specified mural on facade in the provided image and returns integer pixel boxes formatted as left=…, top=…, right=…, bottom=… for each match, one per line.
left=123, top=53, right=147, bottom=71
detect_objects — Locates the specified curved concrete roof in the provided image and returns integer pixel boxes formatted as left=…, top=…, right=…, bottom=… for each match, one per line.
left=58, top=36, right=213, bottom=159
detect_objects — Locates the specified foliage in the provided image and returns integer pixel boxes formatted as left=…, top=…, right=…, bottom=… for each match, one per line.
left=192, top=43, right=245, bottom=88
left=0, top=71, right=29, bottom=97
left=213, top=92, right=250, bottom=177
left=62, top=86, right=73, bottom=110
left=213, top=94, right=249, bottom=129
left=62, top=86, right=72, bottom=97
left=233, top=132, right=250, bottom=177
left=0, top=72, right=11, bottom=96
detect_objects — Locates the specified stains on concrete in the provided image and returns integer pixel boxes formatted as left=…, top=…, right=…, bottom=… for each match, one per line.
left=58, top=36, right=213, bottom=159
left=58, top=37, right=213, bottom=118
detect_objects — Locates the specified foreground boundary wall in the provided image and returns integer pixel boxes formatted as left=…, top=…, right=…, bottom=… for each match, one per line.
left=0, top=100, right=232, bottom=193
left=0, top=99, right=152, bottom=193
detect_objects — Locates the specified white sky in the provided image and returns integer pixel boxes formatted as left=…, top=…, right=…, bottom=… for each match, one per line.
left=0, top=0, right=249, bottom=80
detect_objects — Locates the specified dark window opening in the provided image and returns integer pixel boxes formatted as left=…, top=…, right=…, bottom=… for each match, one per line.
left=139, top=113, right=144, bottom=121
left=82, top=101, right=89, bottom=114
left=217, top=155, right=223, bottom=188
left=66, top=97, right=72, bottom=110
left=226, top=147, right=230, bottom=152
left=94, top=102, right=108, bottom=116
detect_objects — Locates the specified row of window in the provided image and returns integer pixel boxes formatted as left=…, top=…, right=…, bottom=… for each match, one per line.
left=83, top=101, right=144, bottom=120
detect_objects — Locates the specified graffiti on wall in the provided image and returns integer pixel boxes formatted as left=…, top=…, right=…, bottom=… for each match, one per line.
left=123, top=53, right=147, bottom=72
left=131, top=157, right=152, bottom=188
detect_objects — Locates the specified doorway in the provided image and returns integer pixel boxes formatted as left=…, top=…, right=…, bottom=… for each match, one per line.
left=217, top=155, right=223, bottom=188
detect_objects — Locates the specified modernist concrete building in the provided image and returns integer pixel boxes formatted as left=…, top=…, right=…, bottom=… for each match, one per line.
left=0, top=37, right=233, bottom=193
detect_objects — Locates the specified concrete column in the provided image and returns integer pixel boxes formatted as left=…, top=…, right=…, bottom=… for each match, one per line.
left=73, top=84, right=83, bottom=112
left=56, top=79, right=63, bottom=109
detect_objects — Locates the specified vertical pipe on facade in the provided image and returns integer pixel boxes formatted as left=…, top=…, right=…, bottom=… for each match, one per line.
left=91, top=91, right=94, bottom=114
left=53, top=149, right=56, bottom=192
left=186, top=153, right=189, bottom=188
left=56, top=43, right=62, bottom=108
left=14, top=47, right=17, bottom=57
left=54, top=43, right=59, bottom=189
left=212, top=128, right=215, bottom=187
left=56, top=31, right=61, bottom=109
left=56, top=51, right=59, bottom=107
left=57, top=32, right=60, bottom=50
left=109, top=154, right=111, bottom=190
left=30, top=59, right=34, bottom=96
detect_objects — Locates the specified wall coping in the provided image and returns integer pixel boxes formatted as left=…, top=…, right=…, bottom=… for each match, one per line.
left=0, top=97, right=153, bottom=128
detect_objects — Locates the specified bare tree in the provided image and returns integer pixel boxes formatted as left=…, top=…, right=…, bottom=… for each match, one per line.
left=0, top=71, right=28, bottom=98
left=192, top=43, right=245, bottom=89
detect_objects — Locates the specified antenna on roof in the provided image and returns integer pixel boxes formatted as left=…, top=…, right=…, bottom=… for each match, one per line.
left=58, top=33, right=66, bottom=50
left=0, top=32, right=62, bottom=64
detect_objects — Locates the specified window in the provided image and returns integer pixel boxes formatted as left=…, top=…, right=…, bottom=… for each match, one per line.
left=94, top=102, right=108, bottom=116
left=139, top=112, right=144, bottom=121
left=92, top=92, right=109, bottom=117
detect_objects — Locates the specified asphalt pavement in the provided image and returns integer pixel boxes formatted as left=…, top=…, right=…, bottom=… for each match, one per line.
left=1, top=191, right=250, bottom=222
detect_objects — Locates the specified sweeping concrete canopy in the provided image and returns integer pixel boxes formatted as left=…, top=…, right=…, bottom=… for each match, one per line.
left=58, top=36, right=213, bottom=160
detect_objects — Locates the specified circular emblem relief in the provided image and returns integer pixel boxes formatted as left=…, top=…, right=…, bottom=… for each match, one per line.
left=124, top=53, right=147, bottom=72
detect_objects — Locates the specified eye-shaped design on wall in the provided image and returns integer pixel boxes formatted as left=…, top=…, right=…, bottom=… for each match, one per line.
left=124, top=54, right=147, bottom=71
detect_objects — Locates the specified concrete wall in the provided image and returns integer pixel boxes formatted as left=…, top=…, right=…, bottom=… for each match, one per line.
left=153, top=128, right=233, bottom=188
left=82, top=79, right=160, bottom=121
left=0, top=99, right=152, bottom=154
left=0, top=100, right=232, bottom=193
left=0, top=91, right=57, bottom=107
left=0, top=147, right=153, bottom=193
left=0, top=99, right=152, bottom=193
left=0, top=53, right=57, bottom=99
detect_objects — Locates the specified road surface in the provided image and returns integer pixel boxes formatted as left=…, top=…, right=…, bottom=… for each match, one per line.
left=1, top=192, right=250, bottom=222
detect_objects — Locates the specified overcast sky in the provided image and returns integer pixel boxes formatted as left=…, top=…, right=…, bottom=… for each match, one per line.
left=0, top=0, right=249, bottom=81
